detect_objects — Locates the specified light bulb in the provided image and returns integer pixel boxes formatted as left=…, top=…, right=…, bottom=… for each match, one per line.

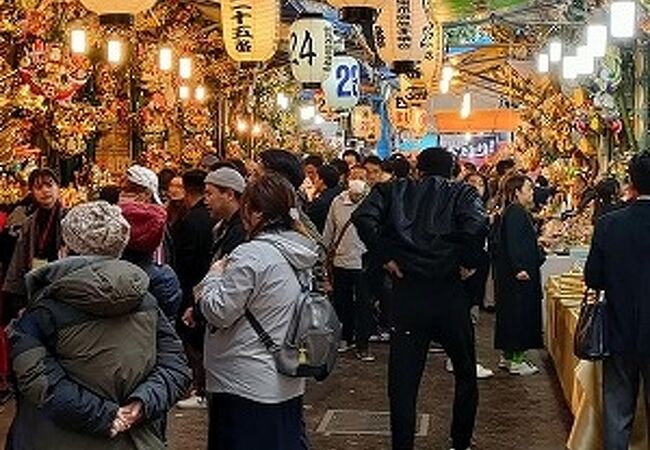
left=159, top=47, right=173, bottom=71
left=610, top=1, right=636, bottom=39
left=440, top=78, right=450, bottom=94
left=71, top=29, right=87, bottom=54
left=195, top=85, right=207, bottom=102
left=179, top=57, right=192, bottom=79
left=442, top=64, right=454, bottom=81
left=537, top=53, right=550, bottom=74
left=549, top=40, right=563, bottom=63
left=107, top=39, right=123, bottom=65
left=252, top=124, right=262, bottom=135
left=179, top=85, right=190, bottom=100
left=237, top=119, right=248, bottom=132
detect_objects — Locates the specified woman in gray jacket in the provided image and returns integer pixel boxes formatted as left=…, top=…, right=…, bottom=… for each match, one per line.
left=194, top=173, right=319, bottom=450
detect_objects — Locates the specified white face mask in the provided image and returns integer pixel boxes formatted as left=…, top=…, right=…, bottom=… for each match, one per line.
left=348, top=179, right=367, bottom=196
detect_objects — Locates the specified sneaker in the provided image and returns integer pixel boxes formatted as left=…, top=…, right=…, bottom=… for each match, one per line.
left=338, top=341, right=355, bottom=353
left=509, top=361, right=539, bottom=376
left=176, top=394, right=208, bottom=409
left=445, top=358, right=454, bottom=373
left=498, top=356, right=511, bottom=371
left=476, top=363, right=495, bottom=379
left=356, top=351, right=376, bottom=362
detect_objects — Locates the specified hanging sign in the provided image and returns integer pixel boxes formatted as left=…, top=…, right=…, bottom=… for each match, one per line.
left=222, top=0, right=279, bottom=62
left=388, top=92, right=411, bottom=129
left=323, top=55, right=360, bottom=110
left=290, top=16, right=334, bottom=87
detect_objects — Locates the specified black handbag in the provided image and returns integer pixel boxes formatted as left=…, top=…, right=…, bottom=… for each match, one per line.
left=574, top=290, right=609, bottom=361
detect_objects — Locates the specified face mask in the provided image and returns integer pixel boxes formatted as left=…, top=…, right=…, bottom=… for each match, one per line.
left=349, top=179, right=367, bottom=196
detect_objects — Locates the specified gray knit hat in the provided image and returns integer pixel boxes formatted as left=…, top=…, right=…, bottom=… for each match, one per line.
left=62, top=200, right=131, bottom=258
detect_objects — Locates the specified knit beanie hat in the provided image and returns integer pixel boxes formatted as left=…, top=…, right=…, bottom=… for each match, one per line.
left=120, top=201, right=167, bottom=255
left=62, top=200, right=130, bottom=258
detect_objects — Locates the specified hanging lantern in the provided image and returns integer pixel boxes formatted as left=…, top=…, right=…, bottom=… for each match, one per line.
left=388, top=92, right=411, bottom=129
left=409, top=106, right=429, bottom=138
left=374, top=0, right=428, bottom=74
left=221, top=0, right=279, bottom=62
left=365, top=113, right=381, bottom=143
left=79, top=0, right=155, bottom=14
left=352, top=105, right=373, bottom=138
left=419, top=19, right=444, bottom=93
left=290, top=15, right=335, bottom=88
left=322, top=55, right=360, bottom=110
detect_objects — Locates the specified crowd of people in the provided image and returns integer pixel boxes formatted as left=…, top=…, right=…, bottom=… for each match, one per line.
left=0, top=146, right=649, bottom=450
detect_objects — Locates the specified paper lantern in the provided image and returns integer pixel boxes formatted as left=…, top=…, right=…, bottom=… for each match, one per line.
left=365, top=113, right=381, bottom=143
left=388, top=92, right=411, bottom=129
left=79, top=0, right=155, bottom=14
left=409, top=106, right=429, bottom=138
left=290, top=15, right=335, bottom=88
left=352, top=105, right=373, bottom=138
left=322, top=55, right=360, bottom=110
left=222, top=0, right=279, bottom=62
left=419, top=19, right=444, bottom=93
left=374, top=0, right=428, bottom=73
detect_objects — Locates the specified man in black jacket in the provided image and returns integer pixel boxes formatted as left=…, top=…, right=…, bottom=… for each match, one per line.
left=352, top=148, right=486, bottom=450
left=585, top=151, right=650, bottom=450
left=306, top=164, right=344, bottom=233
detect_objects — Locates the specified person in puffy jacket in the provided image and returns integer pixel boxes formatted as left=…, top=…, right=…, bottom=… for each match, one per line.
left=120, top=201, right=183, bottom=323
left=194, top=173, right=319, bottom=450
left=7, top=201, right=191, bottom=450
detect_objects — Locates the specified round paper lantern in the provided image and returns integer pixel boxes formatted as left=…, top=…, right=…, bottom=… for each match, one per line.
left=388, top=92, right=411, bottom=129
left=365, top=113, right=382, bottom=143
left=419, top=19, right=444, bottom=93
left=374, top=0, right=428, bottom=73
left=290, top=15, right=335, bottom=88
left=79, top=0, right=155, bottom=14
left=409, top=106, right=429, bottom=138
left=323, top=55, right=360, bottom=110
left=352, top=105, right=373, bottom=138
left=222, top=0, right=279, bottom=62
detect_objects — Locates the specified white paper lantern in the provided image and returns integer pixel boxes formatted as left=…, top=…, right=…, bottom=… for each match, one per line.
left=79, top=0, right=155, bottom=14
left=290, top=16, right=335, bottom=87
left=222, top=0, right=279, bottom=62
left=374, top=0, right=428, bottom=73
left=352, top=105, right=373, bottom=138
left=322, top=55, right=360, bottom=110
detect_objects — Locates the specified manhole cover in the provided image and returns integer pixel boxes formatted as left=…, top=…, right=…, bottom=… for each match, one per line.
left=315, top=409, right=430, bottom=436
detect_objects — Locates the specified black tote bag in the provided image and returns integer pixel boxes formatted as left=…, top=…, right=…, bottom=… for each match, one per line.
left=574, top=290, right=609, bottom=361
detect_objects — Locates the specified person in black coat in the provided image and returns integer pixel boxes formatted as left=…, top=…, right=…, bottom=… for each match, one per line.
left=585, top=152, right=650, bottom=450
left=305, top=165, right=344, bottom=233
left=494, top=174, right=545, bottom=376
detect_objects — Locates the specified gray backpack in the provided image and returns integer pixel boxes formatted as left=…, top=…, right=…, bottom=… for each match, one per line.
left=245, top=240, right=342, bottom=381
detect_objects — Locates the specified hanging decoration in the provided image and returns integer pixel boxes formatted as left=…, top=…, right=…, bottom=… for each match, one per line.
left=289, top=15, right=334, bottom=88
left=365, top=113, right=381, bottom=144
left=51, top=102, right=98, bottom=158
left=221, top=0, right=279, bottom=62
left=322, top=55, right=360, bottom=110
left=373, top=0, right=428, bottom=73
left=351, top=104, right=373, bottom=139
left=409, top=106, right=429, bottom=138
left=388, top=91, right=411, bottom=129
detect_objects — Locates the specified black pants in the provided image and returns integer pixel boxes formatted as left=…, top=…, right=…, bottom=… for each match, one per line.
left=603, top=355, right=650, bottom=450
left=207, top=393, right=309, bottom=450
left=389, top=275, right=477, bottom=450
left=365, top=257, right=393, bottom=331
left=332, top=267, right=373, bottom=352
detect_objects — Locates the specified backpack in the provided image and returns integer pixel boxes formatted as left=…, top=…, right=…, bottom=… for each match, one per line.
left=245, top=240, right=342, bottom=381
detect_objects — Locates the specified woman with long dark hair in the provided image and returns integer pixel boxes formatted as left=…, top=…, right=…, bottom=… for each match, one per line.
left=195, top=173, right=318, bottom=450
left=494, top=174, right=545, bottom=376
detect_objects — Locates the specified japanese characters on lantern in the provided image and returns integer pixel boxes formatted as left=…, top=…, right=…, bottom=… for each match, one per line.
left=373, top=0, right=428, bottom=73
left=419, top=19, right=444, bottom=93
left=388, top=92, right=411, bottom=129
left=322, top=55, right=360, bottom=110
left=221, top=0, right=279, bottom=62
left=351, top=105, right=373, bottom=139
left=289, top=15, right=334, bottom=87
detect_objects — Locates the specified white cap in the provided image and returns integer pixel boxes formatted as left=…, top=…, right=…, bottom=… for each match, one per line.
left=126, top=165, right=162, bottom=205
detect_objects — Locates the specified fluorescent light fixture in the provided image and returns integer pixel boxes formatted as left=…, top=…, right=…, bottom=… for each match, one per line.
left=107, top=39, right=123, bottom=64
left=464, top=132, right=472, bottom=142
left=562, top=55, right=578, bottom=80
left=159, top=47, right=173, bottom=71
left=442, top=64, right=454, bottom=81
left=549, top=40, right=563, bottom=63
left=300, top=105, right=316, bottom=121
left=195, top=85, right=206, bottom=102
left=460, top=92, right=471, bottom=119
left=71, top=29, right=87, bottom=54
left=576, top=46, right=595, bottom=75
left=277, top=92, right=290, bottom=110
left=179, top=57, right=192, bottom=79
left=610, top=1, right=636, bottom=39
left=537, top=53, right=550, bottom=73
left=179, top=85, right=190, bottom=100
left=586, top=24, right=608, bottom=58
